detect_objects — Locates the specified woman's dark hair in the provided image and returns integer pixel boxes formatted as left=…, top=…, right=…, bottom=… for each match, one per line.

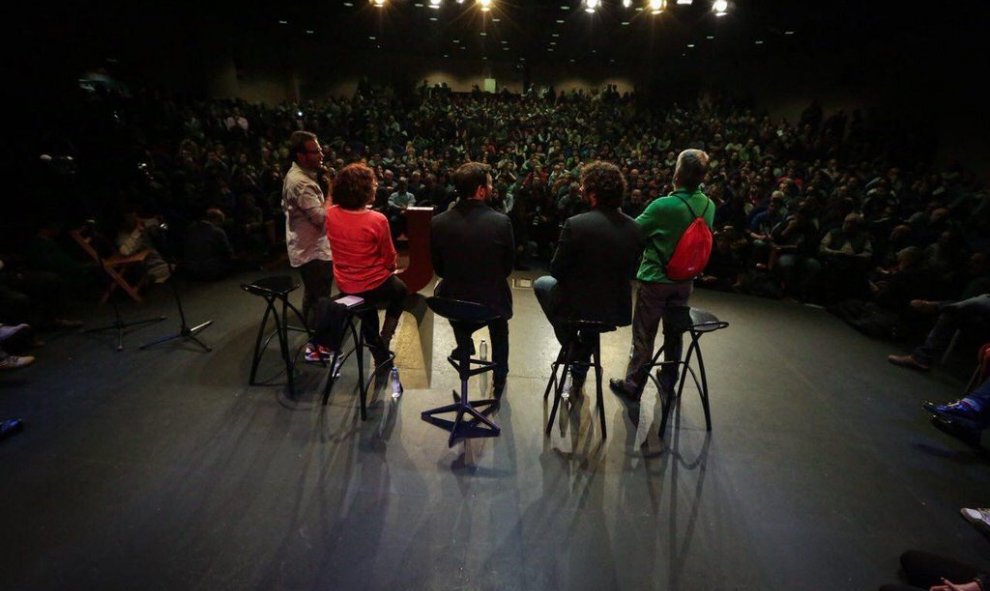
left=580, top=161, right=627, bottom=208
left=332, top=163, right=376, bottom=210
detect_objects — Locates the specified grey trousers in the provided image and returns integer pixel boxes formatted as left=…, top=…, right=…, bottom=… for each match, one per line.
left=622, top=281, right=693, bottom=395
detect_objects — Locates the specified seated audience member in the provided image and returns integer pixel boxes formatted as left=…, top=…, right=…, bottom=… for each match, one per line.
left=0, top=323, right=34, bottom=371
left=879, top=550, right=988, bottom=591
left=888, top=294, right=990, bottom=371
left=116, top=210, right=171, bottom=283
left=818, top=212, right=873, bottom=302
left=387, top=177, right=416, bottom=242
left=322, top=163, right=408, bottom=369
left=533, top=161, right=644, bottom=390
left=0, top=258, right=80, bottom=330
left=183, top=208, right=237, bottom=281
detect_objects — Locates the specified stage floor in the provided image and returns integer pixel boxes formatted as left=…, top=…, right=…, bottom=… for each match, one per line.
left=1, top=268, right=988, bottom=590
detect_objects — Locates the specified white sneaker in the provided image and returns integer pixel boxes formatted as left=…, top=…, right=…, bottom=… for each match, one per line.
left=0, top=323, right=29, bottom=343
left=960, top=507, right=990, bottom=529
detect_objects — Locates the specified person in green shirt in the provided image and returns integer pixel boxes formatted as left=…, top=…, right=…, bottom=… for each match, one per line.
left=610, top=149, right=715, bottom=401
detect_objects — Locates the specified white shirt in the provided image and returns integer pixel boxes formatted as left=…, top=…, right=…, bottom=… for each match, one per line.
left=282, top=162, right=333, bottom=267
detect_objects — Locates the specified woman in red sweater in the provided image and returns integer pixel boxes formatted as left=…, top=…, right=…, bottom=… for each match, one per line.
left=325, top=163, right=408, bottom=366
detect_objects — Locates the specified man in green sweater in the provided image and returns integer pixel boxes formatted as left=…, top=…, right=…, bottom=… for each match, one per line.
left=610, top=149, right=715, bottom=401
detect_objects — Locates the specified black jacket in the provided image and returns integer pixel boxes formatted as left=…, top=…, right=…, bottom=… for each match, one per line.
left=549, top=207, right=644, bottom=326
left=430, top=199, right=515, bottom=319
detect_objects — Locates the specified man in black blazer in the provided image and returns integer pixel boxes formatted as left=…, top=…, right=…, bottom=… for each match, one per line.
left=431, top=162, right=515, bottom=396
left=534, top=161, right=644, bottom=385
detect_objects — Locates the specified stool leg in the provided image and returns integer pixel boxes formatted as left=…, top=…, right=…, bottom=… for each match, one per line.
left=271, top=304, right=293, bottom=396
left=322, top=350, right=341, bottom=406
left=692, top=335, right=712, bottom=431
left=354, top=318, right=367, bottom=421
left=676, top=336, right=698, bottom=400
left=546, top=340, right=575, bottom=435
left=249, top=299, right=275, bottom=385
left=543, top=346, right=567, bottom=400
left=593, top=338, right=606, bottom=439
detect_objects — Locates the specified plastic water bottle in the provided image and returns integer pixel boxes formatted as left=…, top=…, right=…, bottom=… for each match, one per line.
left=390, top=367, right=403, bottom=399
left=479, top=339, right=488, bottom=361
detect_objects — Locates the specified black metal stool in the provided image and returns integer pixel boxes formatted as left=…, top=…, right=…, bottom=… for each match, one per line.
left=241, top=276, right=308, bottom=395
left=320, top=297, right=396, bottom=421
left=644, top=306, right=729, bottom=437
left=543, top=320, right=616, bottom=438
left=421, top=297, right=502, bottom=447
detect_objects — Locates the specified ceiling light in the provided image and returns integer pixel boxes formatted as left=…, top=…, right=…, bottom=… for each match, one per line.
left=278, top=19, right=288, bottom=24
left=306, top=30, right=314, bottom=34
left=712, top=0, right=728, bottom=12
left=556, top=19, right=565, bottom=23
left=755, top=40, right=763, bottom=44
left=785, top=30, right=795, bottom=35
left=686, top=43, right=694, bottom=48
left=430, top=0, right=441, bottom=8
left=623, top=0, right=632, bottom=6
left=372, top=0, right=385, bottom=6
left=677, top=0, right=692, bottom=4
left=561, top=5, right=570, bottom=10
left=585, top=0, right=599, bottom=13
left=706, top=35, right=715, bottom=39
left=649, top=0, right=665, bottom=13
left=343, top=2, right=354, bottom=6
left=621, top=21, right=630, bottom=25
left=479, top=0, right=492, bottom=11
left=552, top=33, right=560, bottom=37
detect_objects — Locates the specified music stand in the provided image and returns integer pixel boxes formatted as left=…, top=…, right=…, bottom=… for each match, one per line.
left=80, top=224, right=166, bottom=351
left=139, top=223, right=213, bottom=352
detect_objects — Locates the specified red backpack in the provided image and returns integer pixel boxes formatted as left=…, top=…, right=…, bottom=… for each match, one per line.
left=664, top=195, right=713, bottom=281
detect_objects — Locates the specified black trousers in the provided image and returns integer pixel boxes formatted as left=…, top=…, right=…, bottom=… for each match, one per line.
left=298, top=259, right=333, bottom=327
left=347, top=275, right=408, bottom=349
left=451, top=318, right=509, bottom=382
left=879, top=550, right=985, bottom=590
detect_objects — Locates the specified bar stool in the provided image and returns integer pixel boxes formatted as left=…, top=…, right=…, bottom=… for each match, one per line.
left=241, top=275, right=308, bottom=395
left=543, top=320, right=615, bottom=438
left=320, top=297, right=396, bottom=421
left=644, top=306, right=729, bottom=437
left=421, top=297, right=502, bottom=447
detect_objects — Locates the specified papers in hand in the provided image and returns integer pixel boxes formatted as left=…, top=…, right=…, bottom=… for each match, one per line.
left=335, top=295, right=365, bottom=308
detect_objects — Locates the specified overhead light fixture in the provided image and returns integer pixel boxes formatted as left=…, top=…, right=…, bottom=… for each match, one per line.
left=585, top=0, right=599, bottom=13
left=306, top=29, right=314, bottom=34
left=278, top=19, right=288, bottom=24
left=622, top=0, right=632, bottom=6
left=712, top=0, right=728, bottom=13
left=755, top=40, right=763, bottom=44
left=649, top=0, right=665, bottom=14
left=479, top=0, right=492, bottom=11
left=430, top=0, right=441, bottom=8
left=556, top=19, right=565, bottom=23
left=785, top=30, right=795, bottom=35
left=677, top=0, right=692, bottom=4
left=372, top=0, right=385, bottom=6
left=621, top=21, right=630, bottom=25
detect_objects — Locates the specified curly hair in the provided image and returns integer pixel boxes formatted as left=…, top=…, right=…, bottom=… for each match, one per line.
left=580, top=161, right=627, bottom=208
left=332, top=163, right=376, bottom=210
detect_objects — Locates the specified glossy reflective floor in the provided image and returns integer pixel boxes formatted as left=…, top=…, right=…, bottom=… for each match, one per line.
left=1, top=268, right=987, bottom=590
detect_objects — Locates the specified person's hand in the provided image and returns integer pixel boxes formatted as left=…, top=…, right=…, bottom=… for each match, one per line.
left=929, top=578, right=982, bottom=591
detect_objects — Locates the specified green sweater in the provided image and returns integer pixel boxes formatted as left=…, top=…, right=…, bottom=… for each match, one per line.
left=635, top=188, right=715, bottom=283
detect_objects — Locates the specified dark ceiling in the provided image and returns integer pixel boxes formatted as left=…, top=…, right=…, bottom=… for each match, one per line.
left=29, top=0, right=983, bottom=71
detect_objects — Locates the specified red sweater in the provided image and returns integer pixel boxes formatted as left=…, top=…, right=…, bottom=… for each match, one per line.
left=325, top=206, right=396, bottom=294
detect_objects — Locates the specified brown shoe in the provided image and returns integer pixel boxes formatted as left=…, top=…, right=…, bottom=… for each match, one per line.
left=0, top=354, right=35, bottom=370
left=909, top=300, right=939, bottom=314
left=887, top=354, right=930, bottom=371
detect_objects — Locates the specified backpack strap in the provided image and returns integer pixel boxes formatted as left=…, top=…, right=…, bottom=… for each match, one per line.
left=674, top=192, right=711, bottom=219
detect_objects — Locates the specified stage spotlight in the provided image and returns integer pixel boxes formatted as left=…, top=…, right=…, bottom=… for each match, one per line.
left=479, top=0, right=492, bottom=11
left=712, top=0, right=728, bottom=13
left=372, top=0, right=386, bottom=6
left=585, top=0, right=599, bottom=13
left=649, top=0, right=665, bottom=14
left=677, top=0, right=692, bottom=3
left=622, top=0, right=631, bottom=6
left=430, top=0, right=441, bottom=7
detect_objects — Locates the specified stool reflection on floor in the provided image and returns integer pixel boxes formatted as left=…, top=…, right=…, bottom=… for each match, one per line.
left=421, top=297, right=502, bottom=447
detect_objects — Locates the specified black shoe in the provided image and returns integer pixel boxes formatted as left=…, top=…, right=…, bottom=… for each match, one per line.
left=371, top=347, right=394, bottom=373
left=930, top=415, right=982, bottom=447
left=609, top=378, right=640, bottom=403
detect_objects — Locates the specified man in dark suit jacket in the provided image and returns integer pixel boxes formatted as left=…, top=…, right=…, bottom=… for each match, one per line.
left=431, top=162, right=515, bottom=396
left=534, top=161, right=644, bottom=384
